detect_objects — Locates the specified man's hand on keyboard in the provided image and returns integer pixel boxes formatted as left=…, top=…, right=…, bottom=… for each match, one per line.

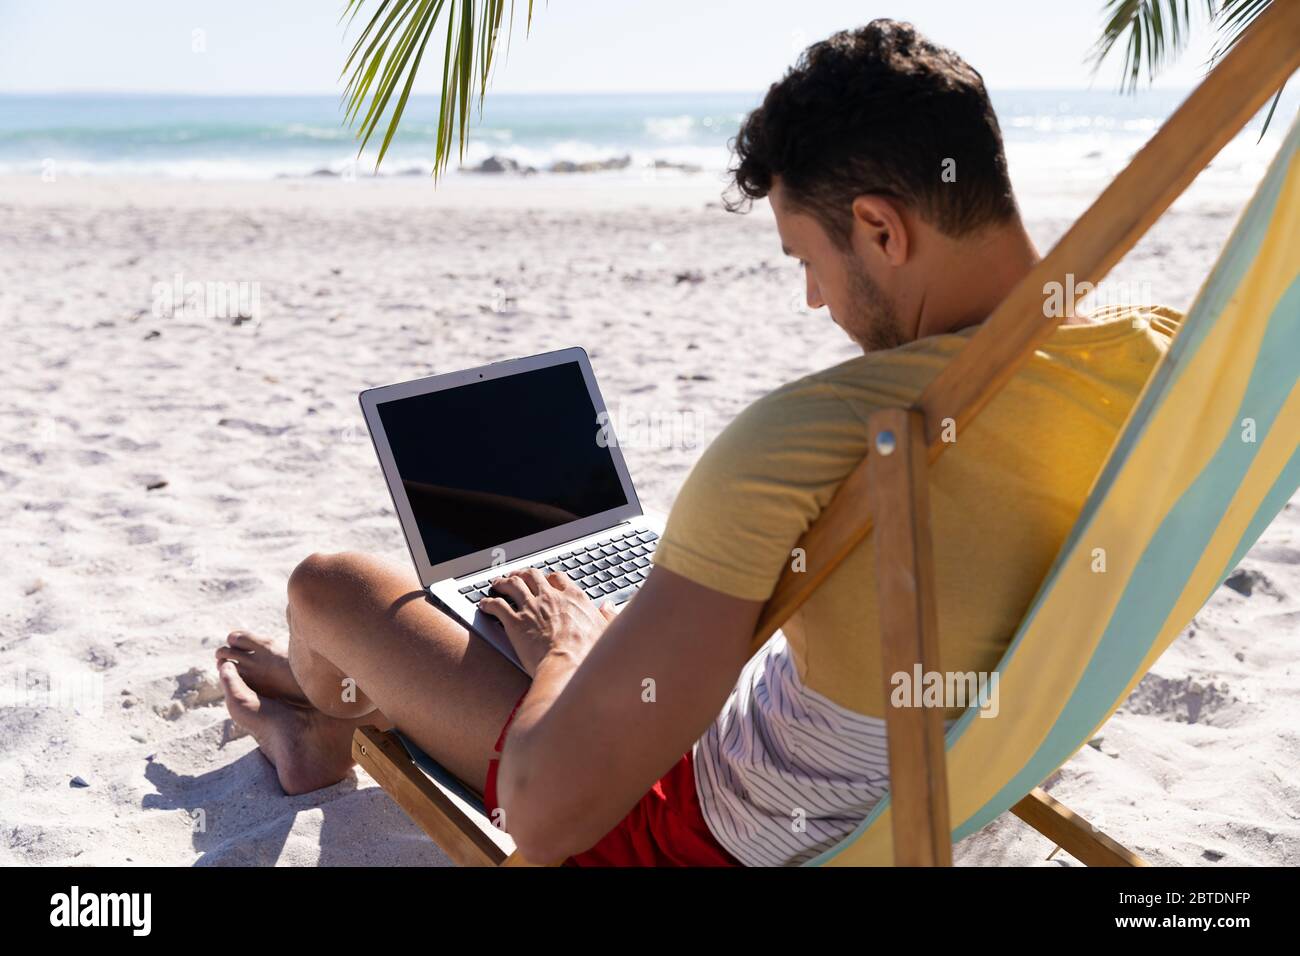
left=479, top=568, right=616, bottom=677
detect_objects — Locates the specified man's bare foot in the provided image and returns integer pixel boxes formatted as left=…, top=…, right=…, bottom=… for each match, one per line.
left=216, top=630, right=307, bottom=705
left=218, top=659, right=356, bottom=795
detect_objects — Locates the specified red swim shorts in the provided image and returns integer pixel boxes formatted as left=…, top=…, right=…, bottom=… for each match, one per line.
left=483, top=691, right=742, bottom=867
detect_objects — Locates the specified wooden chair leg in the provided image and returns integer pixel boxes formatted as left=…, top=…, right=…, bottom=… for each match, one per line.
left=1011, top=787, right=1148, bottom=866
left=352, top=726, right=509, bottom=867
left=501, top=851, right=546, bottom=866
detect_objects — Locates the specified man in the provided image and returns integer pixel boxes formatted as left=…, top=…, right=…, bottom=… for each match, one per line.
left=217, top=19, right=1178, bottom=866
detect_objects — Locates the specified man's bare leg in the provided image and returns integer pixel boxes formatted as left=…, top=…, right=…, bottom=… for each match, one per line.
left=218, top=551, right=530, bottom=796
left=218, top=661, right=387, bottom=794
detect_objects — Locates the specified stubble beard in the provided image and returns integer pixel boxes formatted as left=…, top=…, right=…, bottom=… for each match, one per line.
left=843, top=254, right=907, bottom=353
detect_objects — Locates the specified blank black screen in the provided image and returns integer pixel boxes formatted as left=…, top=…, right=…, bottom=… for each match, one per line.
left=377, top=361, right=628, bottom=567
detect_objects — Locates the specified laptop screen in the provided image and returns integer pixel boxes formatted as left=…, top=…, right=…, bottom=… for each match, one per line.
left=375, top=360, right=629, bottom=569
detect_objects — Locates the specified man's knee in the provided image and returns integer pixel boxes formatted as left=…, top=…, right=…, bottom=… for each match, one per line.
left=287, top=551, right=363, bottom=617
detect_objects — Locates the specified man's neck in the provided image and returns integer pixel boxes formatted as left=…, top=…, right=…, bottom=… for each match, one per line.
left=914, top=218, right=1040, bottom=339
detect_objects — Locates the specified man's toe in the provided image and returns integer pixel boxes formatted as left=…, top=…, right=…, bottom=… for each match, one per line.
left=218, top=659, right=261, bottom=717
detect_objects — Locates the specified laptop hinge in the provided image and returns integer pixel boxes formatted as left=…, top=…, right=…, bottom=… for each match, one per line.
left=456, top=520, right=637, bottom=581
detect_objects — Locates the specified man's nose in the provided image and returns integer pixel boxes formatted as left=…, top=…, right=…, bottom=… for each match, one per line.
left=805, top=271, right=825, bottom=311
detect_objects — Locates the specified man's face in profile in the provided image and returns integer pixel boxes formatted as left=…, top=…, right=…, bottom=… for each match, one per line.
left=769, top=178, right=906, bottom=354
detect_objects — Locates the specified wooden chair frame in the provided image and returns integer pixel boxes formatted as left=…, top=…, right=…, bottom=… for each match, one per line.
left=354, top=0, right=1300, bottom=867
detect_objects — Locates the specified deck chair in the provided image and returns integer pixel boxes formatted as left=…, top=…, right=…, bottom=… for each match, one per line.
left=353, top=0, right=1300, bottom=867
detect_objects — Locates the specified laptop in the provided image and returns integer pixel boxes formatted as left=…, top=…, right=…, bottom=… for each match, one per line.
left=359, top=347, right=664, bottom=672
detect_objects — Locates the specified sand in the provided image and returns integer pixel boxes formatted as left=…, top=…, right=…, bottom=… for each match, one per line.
left=1, top=163, right=1295, bottom=866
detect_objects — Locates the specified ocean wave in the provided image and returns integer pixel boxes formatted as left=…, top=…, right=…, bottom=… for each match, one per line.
left=0, top=144, right=729, bottom=182
left=0, top=89, right=1290, bottom=184
left=279, top=123, right=350, bottom=141
left=1006, top=114, right=1161, bottom=134
left=643, top=114, right=696, bottom=141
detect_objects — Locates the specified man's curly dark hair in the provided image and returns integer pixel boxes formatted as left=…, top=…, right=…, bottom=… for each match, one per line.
left=727, top=19, right=1018, bottom=243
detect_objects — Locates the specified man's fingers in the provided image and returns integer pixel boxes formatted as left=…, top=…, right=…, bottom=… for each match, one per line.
left=478, top=595, right=520, bottom=623
left=512, top=567, right=548, bottom=594
left=488, top=576, right=530, bottom=608
left=546, top=571, right=574, bottom=590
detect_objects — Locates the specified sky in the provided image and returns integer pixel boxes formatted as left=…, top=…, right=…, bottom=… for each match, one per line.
left=0, top=0, right=1219, bottom=96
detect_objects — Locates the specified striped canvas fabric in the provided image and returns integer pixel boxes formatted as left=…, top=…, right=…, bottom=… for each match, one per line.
left=809, top=116, right=1300, bottom=867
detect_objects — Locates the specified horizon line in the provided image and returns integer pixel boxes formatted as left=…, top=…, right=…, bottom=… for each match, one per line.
left=0, top=84, right=1198, bottom=98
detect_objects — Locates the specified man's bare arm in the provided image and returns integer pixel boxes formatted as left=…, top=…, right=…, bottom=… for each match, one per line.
left=495, top=566, right=760, bottom=863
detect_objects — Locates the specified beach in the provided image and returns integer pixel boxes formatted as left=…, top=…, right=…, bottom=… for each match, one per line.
left=1, top=137, right=1297, bottom=866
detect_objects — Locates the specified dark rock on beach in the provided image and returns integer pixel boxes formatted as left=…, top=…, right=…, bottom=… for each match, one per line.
left=550, top=155, right=631, bottom=174
left=467, top=155, right=537, bottom=175
left=652, top=159, right=702, bottom=173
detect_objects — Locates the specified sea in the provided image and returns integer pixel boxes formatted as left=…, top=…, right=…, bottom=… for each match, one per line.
left=0, top=88, right=1292, bottom=200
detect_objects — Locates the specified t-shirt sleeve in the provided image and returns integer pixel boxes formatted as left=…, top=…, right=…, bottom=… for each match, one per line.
left=1144, top=304, right=1184, bottom=341
left=652, top=377, right=872, bottom=601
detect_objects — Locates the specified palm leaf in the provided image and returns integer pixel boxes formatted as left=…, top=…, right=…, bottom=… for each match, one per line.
left=1208, top=0, right=1273, bottom=65
left=1090, top=0, right=1285, bottom=137
left=1089, top=0, right=1216, bottom=91
left=1206, top=0, right=1282, bottom=140
left=339, top=0, right=535, bottom=176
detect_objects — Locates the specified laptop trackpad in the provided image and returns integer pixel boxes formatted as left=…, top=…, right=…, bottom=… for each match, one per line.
left=470, top=610, right=527, bottom=673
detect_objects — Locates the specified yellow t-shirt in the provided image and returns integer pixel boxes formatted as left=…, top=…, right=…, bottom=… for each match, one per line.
left=654, top=305, right=1182, bottom=721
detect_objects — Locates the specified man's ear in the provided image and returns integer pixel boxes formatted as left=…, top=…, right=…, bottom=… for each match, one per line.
left=850, top=194, right=910, bottom=267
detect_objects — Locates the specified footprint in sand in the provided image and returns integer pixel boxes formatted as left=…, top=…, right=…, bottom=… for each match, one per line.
left=1124, top=673, right=1239, bottom=725
left=1249, top=545, right=1300, bottom=564
left=125, top=524, right=159, bottom=545
left=198, top=576, right=261, bottom=598
left=76, top=449, right=111, bottom=466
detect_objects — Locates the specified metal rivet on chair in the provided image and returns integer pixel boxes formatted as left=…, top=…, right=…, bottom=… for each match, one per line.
left=875, top=430, right=897, bottom=456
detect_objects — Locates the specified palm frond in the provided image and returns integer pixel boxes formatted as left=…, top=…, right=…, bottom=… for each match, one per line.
left=1089, top=0, right=1216, bottom=91
left=1208, top=0, right=1272, bottom=65
left=1090, top=0, right=1284, bottom=138
left=1206, top=0, right=1282, bottom=140
left=339, top=0, right=535, bottom=175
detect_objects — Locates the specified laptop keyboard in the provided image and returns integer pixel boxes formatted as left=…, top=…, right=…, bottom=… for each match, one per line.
left=457, top=528, right=659, bottom=605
